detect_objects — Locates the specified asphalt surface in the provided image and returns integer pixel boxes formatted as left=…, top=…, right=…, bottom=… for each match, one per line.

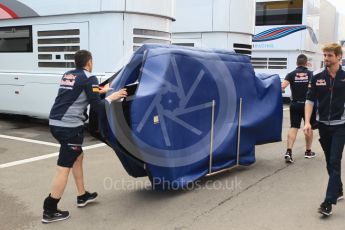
left=0, top=108, right=344, bottom=230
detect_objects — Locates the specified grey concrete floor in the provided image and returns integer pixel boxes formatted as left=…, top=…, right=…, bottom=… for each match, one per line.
left=0, top=108, right=344, bottom=230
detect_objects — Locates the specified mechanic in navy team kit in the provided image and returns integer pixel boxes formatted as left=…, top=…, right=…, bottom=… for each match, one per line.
left=304, top=43, right=345, bottom=217
left=42, top=50, right=127, bottom=223
left=281, top=54, right=317, bottom=163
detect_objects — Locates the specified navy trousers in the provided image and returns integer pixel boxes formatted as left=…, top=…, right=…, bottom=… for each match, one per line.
left=318, top=123, right=345, bottom=204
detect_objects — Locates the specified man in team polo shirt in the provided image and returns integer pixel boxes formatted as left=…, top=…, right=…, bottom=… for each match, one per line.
left=42, top=50, right=127, bottom=223
left=281, top=54, right=317, bottom=163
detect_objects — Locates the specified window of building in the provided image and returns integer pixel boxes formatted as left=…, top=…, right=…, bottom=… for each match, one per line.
left=172, top=43, right=195, bottom=47
left=256, top=0, right=303, bottom=26
left=0, top=26, right=32, bottom=52
left=132, top=28, right=171, bottom=51
left=37, top=29, right=80, bottom=68
left=251, top=57, right=288, bottom=69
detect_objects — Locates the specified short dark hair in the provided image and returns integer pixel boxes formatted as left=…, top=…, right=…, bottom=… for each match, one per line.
left=74, top=50, right=92, bottom=69
left=296, top=54, right=308, bottom=66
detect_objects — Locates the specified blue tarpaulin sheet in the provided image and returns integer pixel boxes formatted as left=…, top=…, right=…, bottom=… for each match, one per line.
left=97, top=44, right=282, bottom=190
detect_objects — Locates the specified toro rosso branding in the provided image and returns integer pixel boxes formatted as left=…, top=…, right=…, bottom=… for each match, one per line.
left=0, top=0, right=38, bottom=20
left=316, top=79, right=326, bottom=86
left=294, top=73, right=308, bottom=82
left=60, top=74, right=76, bottom=89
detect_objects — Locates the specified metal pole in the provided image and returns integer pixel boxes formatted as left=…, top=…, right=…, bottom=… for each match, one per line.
left=206, top=98, right=244, bottom=177
left=237, top=98, right=243, bottom=165
left=209, top=100, right=215, bottom=174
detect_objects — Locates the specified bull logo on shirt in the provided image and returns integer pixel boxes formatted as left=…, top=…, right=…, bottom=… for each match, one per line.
left=60, top=74, right=76, bottom=89
left=294, top=73, right=308, bottom=81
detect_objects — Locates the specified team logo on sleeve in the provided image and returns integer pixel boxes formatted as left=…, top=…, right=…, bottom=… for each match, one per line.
left=92, top=85, right=100, bottom=93
left=316, top=79, right=326, bottom=86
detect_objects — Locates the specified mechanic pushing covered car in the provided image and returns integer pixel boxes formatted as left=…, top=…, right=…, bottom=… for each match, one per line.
left=42, top=50, right=128, bottom=224
left=90, top=44, right=283, bottom=190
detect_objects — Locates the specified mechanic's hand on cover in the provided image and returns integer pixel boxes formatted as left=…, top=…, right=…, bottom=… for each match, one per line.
left=99, top=83, right=110, bottom=94
left=106, top=88, right=127, bottom=102
left=303, top=123, right=312, bottom=136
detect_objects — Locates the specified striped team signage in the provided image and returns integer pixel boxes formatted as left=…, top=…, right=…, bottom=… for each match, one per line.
left=253, top=25, right=307, bottom=42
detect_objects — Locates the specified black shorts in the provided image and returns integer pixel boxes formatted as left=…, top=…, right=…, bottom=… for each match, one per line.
left=289, top=102, right=317, bottom=129
left=50, top=125, right=84, bottom=168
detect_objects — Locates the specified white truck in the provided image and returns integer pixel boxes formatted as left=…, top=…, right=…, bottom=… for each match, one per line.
left=252, top=0, right=342, bottom=99
left=171, top=0, right=255, bottom=57
left=0, top=0, right=175, bottom=118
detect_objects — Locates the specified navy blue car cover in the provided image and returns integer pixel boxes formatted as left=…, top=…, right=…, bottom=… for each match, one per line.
left=98, top=44, right=282, bottom=190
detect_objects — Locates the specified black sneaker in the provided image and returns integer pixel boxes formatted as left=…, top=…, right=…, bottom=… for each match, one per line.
left=318, top=201, right=332, bottom=216
left=77, top=191, right=98, bottom=207
left=338, top=190, right=344, bottom=201
left=42, top=209, right=70, bottom=223
left=304, top=151, right=316, bottom=159
left=284, top=152, right=294, bottom=163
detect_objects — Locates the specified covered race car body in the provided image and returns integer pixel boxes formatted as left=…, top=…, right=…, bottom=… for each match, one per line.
left=95, top=44, right=282, bottom=190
